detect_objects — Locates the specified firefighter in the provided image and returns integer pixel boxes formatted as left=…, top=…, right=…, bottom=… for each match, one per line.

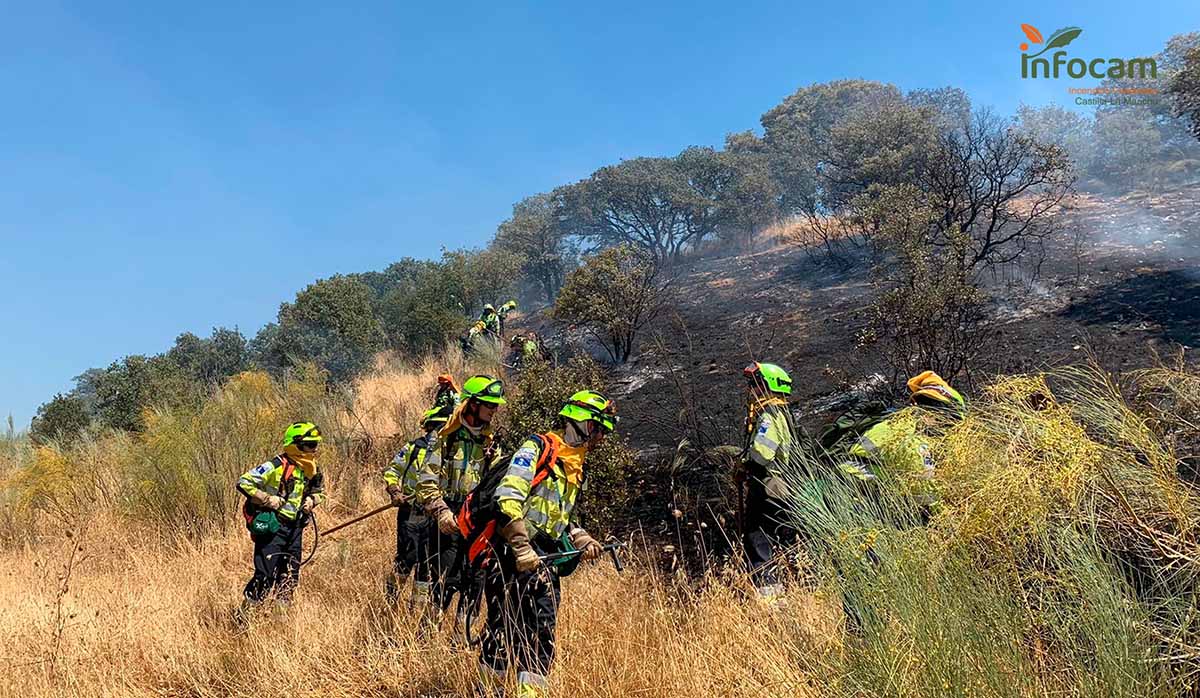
left=837, top=370, right=966, bottom=512
left=415, top=375, right=506, bottom=620
left=477, top=390, right=617, bottom=698
left=383, top=404, right=452, bottom=606
left=237, top=422, right=325, bottom=604
left=740, top=362, right=799, bottom=603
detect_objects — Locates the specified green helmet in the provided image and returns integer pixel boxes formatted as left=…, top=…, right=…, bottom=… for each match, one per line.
left=283, top=422, right=322, bottom=447
left=558, top=390, right=618, bottom=432
left=462, top=374, right=506, bottom=405
left=743, top=362, right=793, bottom=396
left=420, top=404, right=453, bottom=429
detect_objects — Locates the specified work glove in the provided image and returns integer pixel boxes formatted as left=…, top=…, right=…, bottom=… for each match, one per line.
left=426, top=499, right=459, bottom=536
left=500, top=519, right=540, bottom=573
left=265, top=495, right=285, bottom=511
left=302, top=496, right=316, bottom=514
left=570, top=528, right=603, bottom=562
left=437, top=508, right=458, bottom=536
left=386, top=485, right=405, bottom=505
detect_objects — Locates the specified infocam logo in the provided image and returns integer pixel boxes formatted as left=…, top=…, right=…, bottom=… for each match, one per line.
left=1019, top=24, right=1156, bottom=80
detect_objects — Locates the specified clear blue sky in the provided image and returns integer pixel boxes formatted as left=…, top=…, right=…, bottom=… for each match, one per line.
left=2, top=0, right=1196, bottom=429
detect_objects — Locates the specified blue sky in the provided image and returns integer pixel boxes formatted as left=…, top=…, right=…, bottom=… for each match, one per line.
left=2, top=0, right=1197, bottom=428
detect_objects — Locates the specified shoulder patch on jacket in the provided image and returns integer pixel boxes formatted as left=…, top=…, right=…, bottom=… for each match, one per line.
left=512, top=444, right=537, bottom=471
left=252, top=461, right=273, bottom=476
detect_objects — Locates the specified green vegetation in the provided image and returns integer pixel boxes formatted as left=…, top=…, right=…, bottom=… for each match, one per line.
left=553, top=246, right=672, bottom=363
left=783, top=365, right=1200, bottom=695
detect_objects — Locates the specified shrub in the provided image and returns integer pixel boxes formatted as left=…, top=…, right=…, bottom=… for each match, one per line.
left=554, top=246, right=672, bottom=363
left=781, top=363, right=1200, bottom=694
left=501, top=356, right=636, bottom=533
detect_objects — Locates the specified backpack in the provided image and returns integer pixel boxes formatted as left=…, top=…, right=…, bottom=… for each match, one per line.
left=456, top=432, right=561, bottom=569
left=241, top=455, right=296, bottom=537
left=816, top=405, right=893, bottom=452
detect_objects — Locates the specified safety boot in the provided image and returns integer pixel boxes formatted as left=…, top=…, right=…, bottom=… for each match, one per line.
left=516, top=671, right=549, bottom=698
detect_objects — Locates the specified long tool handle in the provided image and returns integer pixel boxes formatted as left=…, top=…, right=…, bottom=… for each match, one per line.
left=322, top=501, right=399, bottom=537
left=539, top=542, right=626, bottom=567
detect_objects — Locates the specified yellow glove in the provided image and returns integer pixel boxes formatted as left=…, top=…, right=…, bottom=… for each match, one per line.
left=570, top=528, right=602, bottom=562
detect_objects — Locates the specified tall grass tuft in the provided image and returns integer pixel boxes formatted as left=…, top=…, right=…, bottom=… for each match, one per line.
left=781, top=363, right=1199, bottom=696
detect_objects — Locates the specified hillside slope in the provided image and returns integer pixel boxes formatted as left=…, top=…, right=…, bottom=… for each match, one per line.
left=512, top=186, right=1200, bottom=544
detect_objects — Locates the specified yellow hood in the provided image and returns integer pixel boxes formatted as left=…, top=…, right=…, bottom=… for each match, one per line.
left=546, top=431, right=586, bottom=486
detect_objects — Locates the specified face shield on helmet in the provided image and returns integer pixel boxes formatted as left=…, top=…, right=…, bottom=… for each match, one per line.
left=461, top=374, right=506, bottom=405
left=558, top=390, right=618, bottom=434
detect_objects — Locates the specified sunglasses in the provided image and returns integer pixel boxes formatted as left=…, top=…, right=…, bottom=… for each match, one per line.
left=296, top=440, right=319, bottom=452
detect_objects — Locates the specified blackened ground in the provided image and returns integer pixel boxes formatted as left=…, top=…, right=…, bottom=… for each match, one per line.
left=512, top=185, right=1200, bottom=555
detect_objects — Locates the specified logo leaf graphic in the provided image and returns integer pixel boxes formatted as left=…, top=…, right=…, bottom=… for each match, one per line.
left=1020, top=24, right=1043, bottom=44
left=1025, top=26, right=1083, bottom=59
left=1044, top=26, right=1082, bottom=50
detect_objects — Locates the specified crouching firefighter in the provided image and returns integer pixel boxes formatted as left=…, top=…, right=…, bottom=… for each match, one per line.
left=460, top=390, right=618, bottom=698
left=415, top=375, right=507, bottom=624
left=237, top=422, right=325, bottom=604
left=836, top=370, right=965, bottom=519
left=383, top=404, right=453, bottom=606
left=740, top=362, right=799, bottom=604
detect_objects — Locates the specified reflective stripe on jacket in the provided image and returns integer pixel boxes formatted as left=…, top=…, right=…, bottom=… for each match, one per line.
left=237, top=455, right=325, bottom=522
left=415, top=426, right=495, bottom=505
left=744, top=402, right=795, bottom=476
left=383, top=432, right=432, bottom=497
left=840, top=409, right=937, bottom=499
left=494, top=437, right=582, bottom=540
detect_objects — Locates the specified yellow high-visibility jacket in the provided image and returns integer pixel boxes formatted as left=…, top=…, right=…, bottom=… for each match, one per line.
left=383, top=432, right=433, bottom=499
left=839, top=409, right=935, bottom=492
left=744, top=401, right=796, bottom=477
left=494, top=435, right=583, bottom=541
left=237, top=455, right=325, bottom=523
left=415, top=426, right=496, bottom=506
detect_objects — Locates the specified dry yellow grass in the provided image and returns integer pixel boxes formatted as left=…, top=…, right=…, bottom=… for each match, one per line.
left=0, top=500, right=837, bottom=698
left=347, top=346, right=504, bottom=441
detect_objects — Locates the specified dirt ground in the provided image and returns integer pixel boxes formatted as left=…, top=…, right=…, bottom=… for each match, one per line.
left=512, top=186, right=1200, bottom=547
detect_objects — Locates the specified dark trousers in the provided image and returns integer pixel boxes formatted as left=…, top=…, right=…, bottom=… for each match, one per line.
left=743, top=474, right=798, bottom=588
left=426, top=500, right=483, bottom=615
left=479, top=557, right=561, bottom=677
left=244, top=521, right=303, bottom=602
left=386, top=505, right=429, bottom=601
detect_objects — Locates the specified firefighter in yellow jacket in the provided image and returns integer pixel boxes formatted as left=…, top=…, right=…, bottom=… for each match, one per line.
left=383, top=404, right=452, bottom=606
left=478, top=390, right=617, bottom=698
left=740, top=362, right=799, bottom=602
left=237, top=422, right=326, bottom=603
left=415, top=375, right=506, bottom=616
left=837, top=370, right=965, bottom=511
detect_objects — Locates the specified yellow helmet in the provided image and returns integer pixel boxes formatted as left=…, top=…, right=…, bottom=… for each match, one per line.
left=907, top=371, right=964, bottom=409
